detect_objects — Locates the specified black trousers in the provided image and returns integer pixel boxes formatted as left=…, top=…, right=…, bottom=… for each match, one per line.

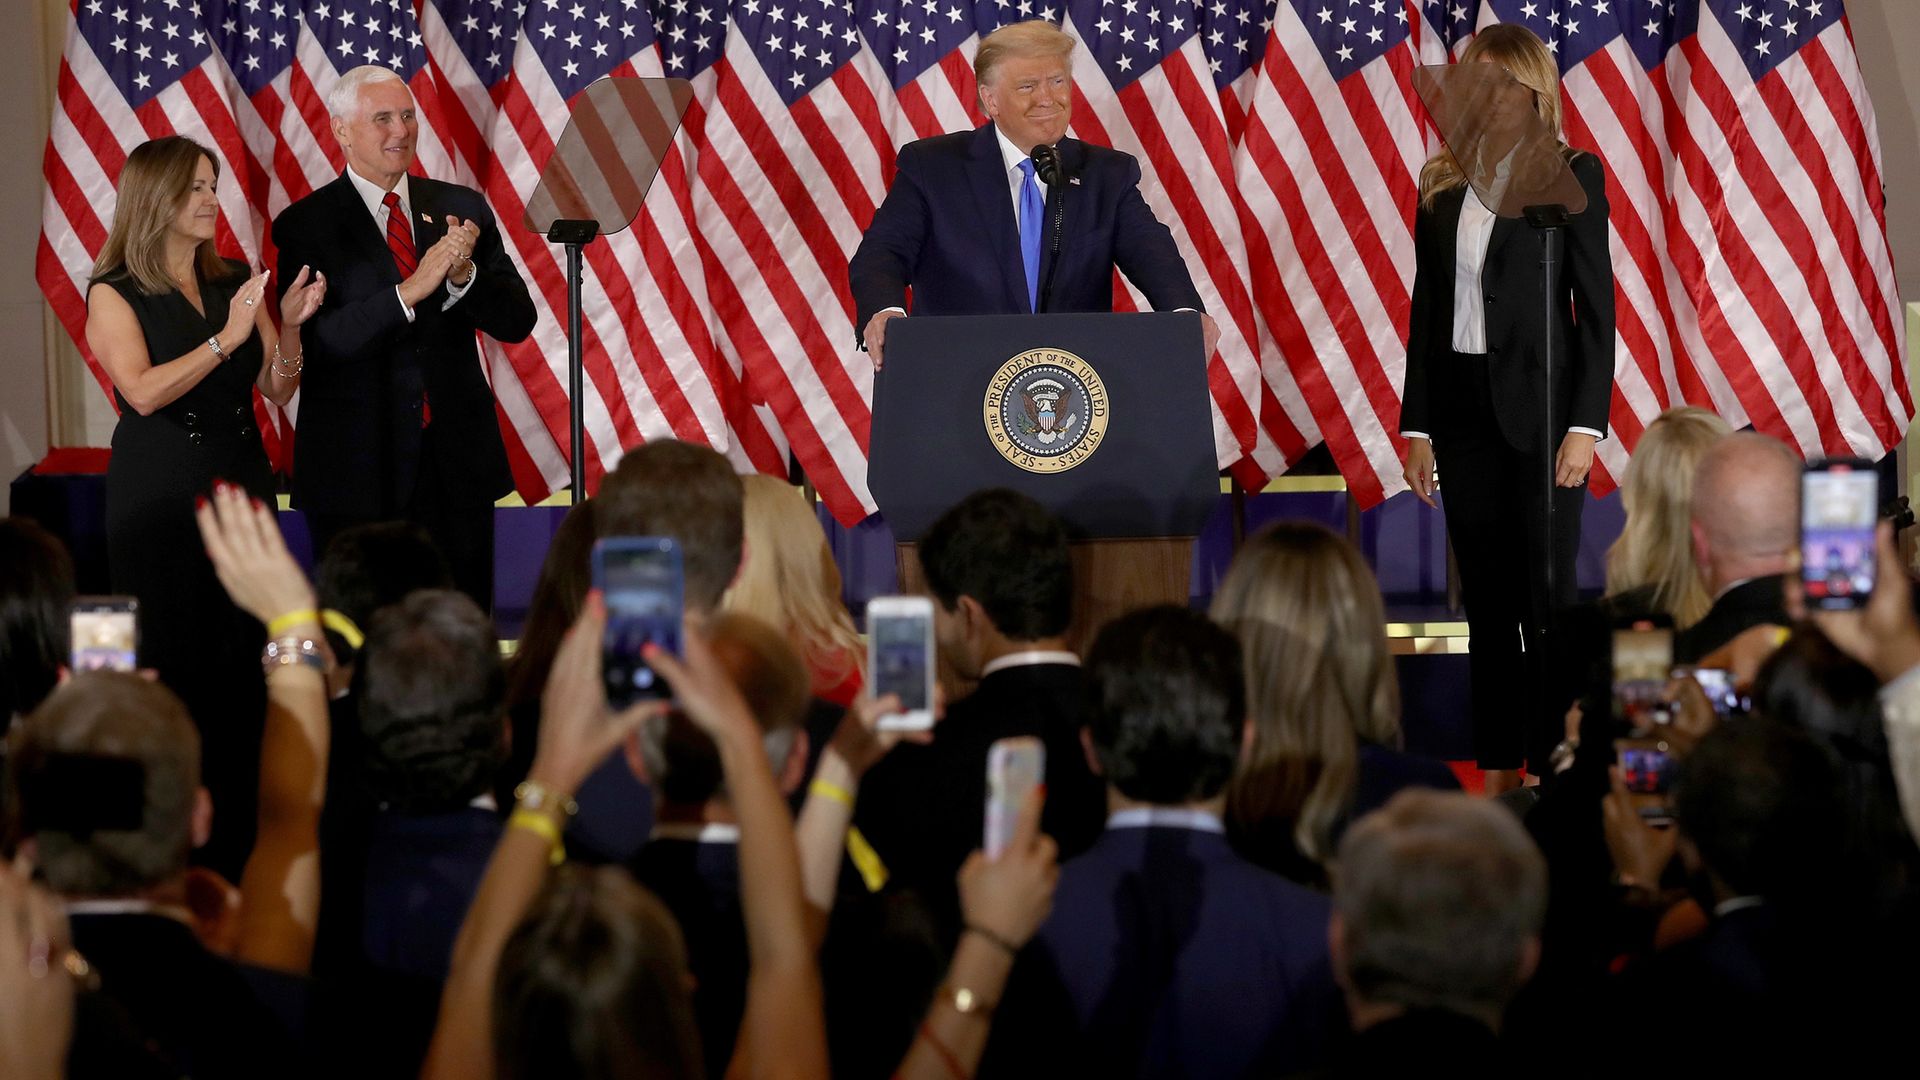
left=1432, top=350, right=1584, bottom=771
left=306, top=448, right=496, bottom=618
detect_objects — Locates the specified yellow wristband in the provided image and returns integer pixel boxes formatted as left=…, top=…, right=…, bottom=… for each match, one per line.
left=266, top=609, right=320, bottom=637
left=508, top=808, right=566, bottom=866
left=321, top=609, right=364, bottom=651
left=809, top=777, right=854, bottom=806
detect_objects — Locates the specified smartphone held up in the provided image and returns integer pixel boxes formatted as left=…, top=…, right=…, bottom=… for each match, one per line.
left=71, top=597, right=139, bottom=673
left=867, top=595, right=935, bottom=732
left=594, top=538, right=684, bottom=708
left=1801, top=458, right=1879, bottom=611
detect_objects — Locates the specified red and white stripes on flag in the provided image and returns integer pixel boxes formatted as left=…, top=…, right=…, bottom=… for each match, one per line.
left=38, top=1, right=1912, bottom=524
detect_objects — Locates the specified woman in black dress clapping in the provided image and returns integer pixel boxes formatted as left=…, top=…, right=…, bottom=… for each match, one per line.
left=83, top=135, right=326, bottom=874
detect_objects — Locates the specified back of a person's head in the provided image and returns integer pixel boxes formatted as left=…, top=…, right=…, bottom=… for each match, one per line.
left=1673, top=716, right=1848, bottom=908
left=595, top=441, right=744, bottom=616
left=1606, top=406, right=1731, bottom=624
left=918, top=488, right=1071, bottom=640
left=359, top=590, right=506, bottom=814
left=636, top=612, right=809, bottom=806
left=493, top=864, right=703, bottom=1080
left=1333, top=789, right=1546, bottom=1025
left=7, top=672, right=199, bottom=896
left=1084, top=606, right=1244, bottom=806
left=0, top=518, right=75, bottom=723
left=315, top=521, right=454, bottom=663
left=1690, top=431, right=1801, bottom=566
left=721, top=475, right=862, bottom=678
left=1211, top=522, right=1399, bottom=866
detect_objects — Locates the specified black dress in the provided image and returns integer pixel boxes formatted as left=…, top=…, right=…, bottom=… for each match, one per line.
left=96, top=258, right=274, bottom=878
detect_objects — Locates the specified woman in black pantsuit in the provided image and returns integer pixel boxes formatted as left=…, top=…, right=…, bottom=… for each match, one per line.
left=83, top=136, right=327, bottom=875
left=1399, top=25, right=1616, bottom=793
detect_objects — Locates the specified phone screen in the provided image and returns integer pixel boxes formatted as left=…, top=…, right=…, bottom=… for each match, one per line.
left=1802, top=462, right=1878, bottom=611
left=1615, top=738, right=1678, bottom=824
left=596, top=539, right=683, bottom=707
left=871, top=611, right=931, bottom=711
left=1611, top=623, right=1673, bottom=732
left=70, top=600, right=138, bottom=673
left=985, top=737, right=1045, bottom=860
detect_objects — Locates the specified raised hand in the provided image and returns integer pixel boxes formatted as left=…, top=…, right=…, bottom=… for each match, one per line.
left=0, top=856, right=75, bottom=1080
left=957, top=787, right=1058, bottom=951
left=277, top=265, right=327, bottom=328
left=220, top=269, right=272, bottom=349
left=532, top=592, right=667, bottom=795
left=194, top=480, right=313, bottom=627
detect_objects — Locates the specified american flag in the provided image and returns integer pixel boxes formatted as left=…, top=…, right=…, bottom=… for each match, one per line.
left=37, top=1, right=1909, bottom=523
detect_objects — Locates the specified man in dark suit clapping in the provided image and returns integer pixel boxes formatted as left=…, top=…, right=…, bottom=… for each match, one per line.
left=273, top=66, right=535, bottom=613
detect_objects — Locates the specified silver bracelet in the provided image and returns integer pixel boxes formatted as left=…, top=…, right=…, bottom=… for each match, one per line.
left=207, top=335, right=226, bottom=359
left=261, top=635, right=327, bottom=676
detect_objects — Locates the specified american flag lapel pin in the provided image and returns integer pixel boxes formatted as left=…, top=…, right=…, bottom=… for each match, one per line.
left=420, top=212, right=432, bottom=224
left=1070, top=177, right=1082, bottom=186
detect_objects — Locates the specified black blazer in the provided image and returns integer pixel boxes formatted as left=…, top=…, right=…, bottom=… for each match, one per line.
left=1674, top=574, right=1790, bottom=664
left=272, top=174, right=536, bottom=517
left=1399, top=151, right=1615, bottom=457
left=848, top=125, right=1204, bottom=337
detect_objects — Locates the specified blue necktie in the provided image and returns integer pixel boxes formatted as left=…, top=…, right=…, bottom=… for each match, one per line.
left=1017, top=157, right=1042, bottom=313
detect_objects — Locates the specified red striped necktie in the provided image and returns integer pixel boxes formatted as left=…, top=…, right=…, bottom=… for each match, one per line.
left=382, top=190, right=429, bottom=426
left=382, top=191, right=416, bottom=276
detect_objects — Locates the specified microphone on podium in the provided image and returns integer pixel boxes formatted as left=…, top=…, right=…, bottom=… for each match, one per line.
left=1031, top=143, right=1070, bottom=313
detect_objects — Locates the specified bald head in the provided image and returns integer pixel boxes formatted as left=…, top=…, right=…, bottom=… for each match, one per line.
left=1690, top=432, right=1801, bottom=592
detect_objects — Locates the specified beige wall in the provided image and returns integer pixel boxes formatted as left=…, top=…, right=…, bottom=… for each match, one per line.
left=6, top=2, right=1920, bottom=514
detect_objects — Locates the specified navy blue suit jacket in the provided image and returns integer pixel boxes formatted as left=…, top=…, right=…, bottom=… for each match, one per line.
left=848, top=125, right=1203, bottom=338
left=988, top=825, right=1342, bottom=1078
left=272, top=173, right=535, bottom=517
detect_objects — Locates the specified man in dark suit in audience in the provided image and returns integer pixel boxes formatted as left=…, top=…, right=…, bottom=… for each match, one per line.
left=623, top=613, right=812, bottom=1076
left=8, top=674, right=300, bottom=1079
left=319, top=588, right=507, bottom=1077
left=1612, top=718, right=1904, bottom=1073
left=563, top=440, right=747, bottom=864
left=854, top=489, right=1105, bottom=935
left=1674, top=432, right=1800, bottom=663
left=272, top=65, right=535, bottom=612
left=1311, top=790, right=1547, bottom=1074
left=988, top=607, right=1341, bottom=1077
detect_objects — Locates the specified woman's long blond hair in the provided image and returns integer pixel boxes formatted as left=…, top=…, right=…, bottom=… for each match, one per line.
left=721, top=475, right=864, bottom=690
left=1418, top=23, right=1567, bottom=209
left=1605, top=407, right=1732, bottom=627
left=1210, top=522, right=1402, bottom=873
left=91, top=136, right=232, bottom=295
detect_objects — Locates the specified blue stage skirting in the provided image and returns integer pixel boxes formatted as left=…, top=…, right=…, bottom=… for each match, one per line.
left=12, top=463, right=1627, bottom=762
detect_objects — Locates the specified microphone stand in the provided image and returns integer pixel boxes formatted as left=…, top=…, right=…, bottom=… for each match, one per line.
left=1522, top=203, right=1569, bottom=640
left=546, top=218, right=601, bottom=502
left=1033, top=143, right=1067, bottom=313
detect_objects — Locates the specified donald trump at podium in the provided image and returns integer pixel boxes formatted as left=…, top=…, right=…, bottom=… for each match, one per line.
left=849, top=20, right=1218, bottom=368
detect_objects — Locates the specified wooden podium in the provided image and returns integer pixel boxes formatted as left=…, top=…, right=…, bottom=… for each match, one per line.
left=870, top=312, right=1217, bottom=652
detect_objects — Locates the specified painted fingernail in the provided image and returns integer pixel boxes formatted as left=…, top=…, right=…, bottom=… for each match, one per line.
left=194, top=494, right=208, bottom=511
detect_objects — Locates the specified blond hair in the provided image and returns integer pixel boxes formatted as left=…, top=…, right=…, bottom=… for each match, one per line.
left=1418, top=23, right=1567, bottom=209
left=973, top=20, right=1075, bottom=96
left=91, top=136, right=232, bottom=296
left=1211, top=522, right=1402, bottom=873
left=720, top=475, right=864, bottom=692
left=1605, top=407, right=1731, bottom=627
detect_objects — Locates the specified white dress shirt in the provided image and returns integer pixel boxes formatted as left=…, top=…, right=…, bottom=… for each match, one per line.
left=343, top=168, right=473, bottom=320
left=1402, top=171, right=1602, bottom=445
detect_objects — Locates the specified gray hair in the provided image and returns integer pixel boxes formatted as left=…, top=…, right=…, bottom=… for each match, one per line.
left=327, top=65, right=408, bottom=120
left=1332, top=790, right=1546, bottom=1024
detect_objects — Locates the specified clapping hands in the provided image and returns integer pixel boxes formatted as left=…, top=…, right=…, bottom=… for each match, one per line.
left=278, top=264, right=327, bottom=328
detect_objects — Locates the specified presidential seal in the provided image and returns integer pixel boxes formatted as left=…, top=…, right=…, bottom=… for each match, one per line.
left=982, top=348, right=1110, bottom=474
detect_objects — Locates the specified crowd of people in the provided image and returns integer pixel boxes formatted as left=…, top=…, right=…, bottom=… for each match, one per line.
left=3, top=412, right=1919, bottom=1077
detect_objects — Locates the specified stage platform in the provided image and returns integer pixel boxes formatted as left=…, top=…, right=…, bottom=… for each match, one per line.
left=13, top=454, right=1627, bottom=762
